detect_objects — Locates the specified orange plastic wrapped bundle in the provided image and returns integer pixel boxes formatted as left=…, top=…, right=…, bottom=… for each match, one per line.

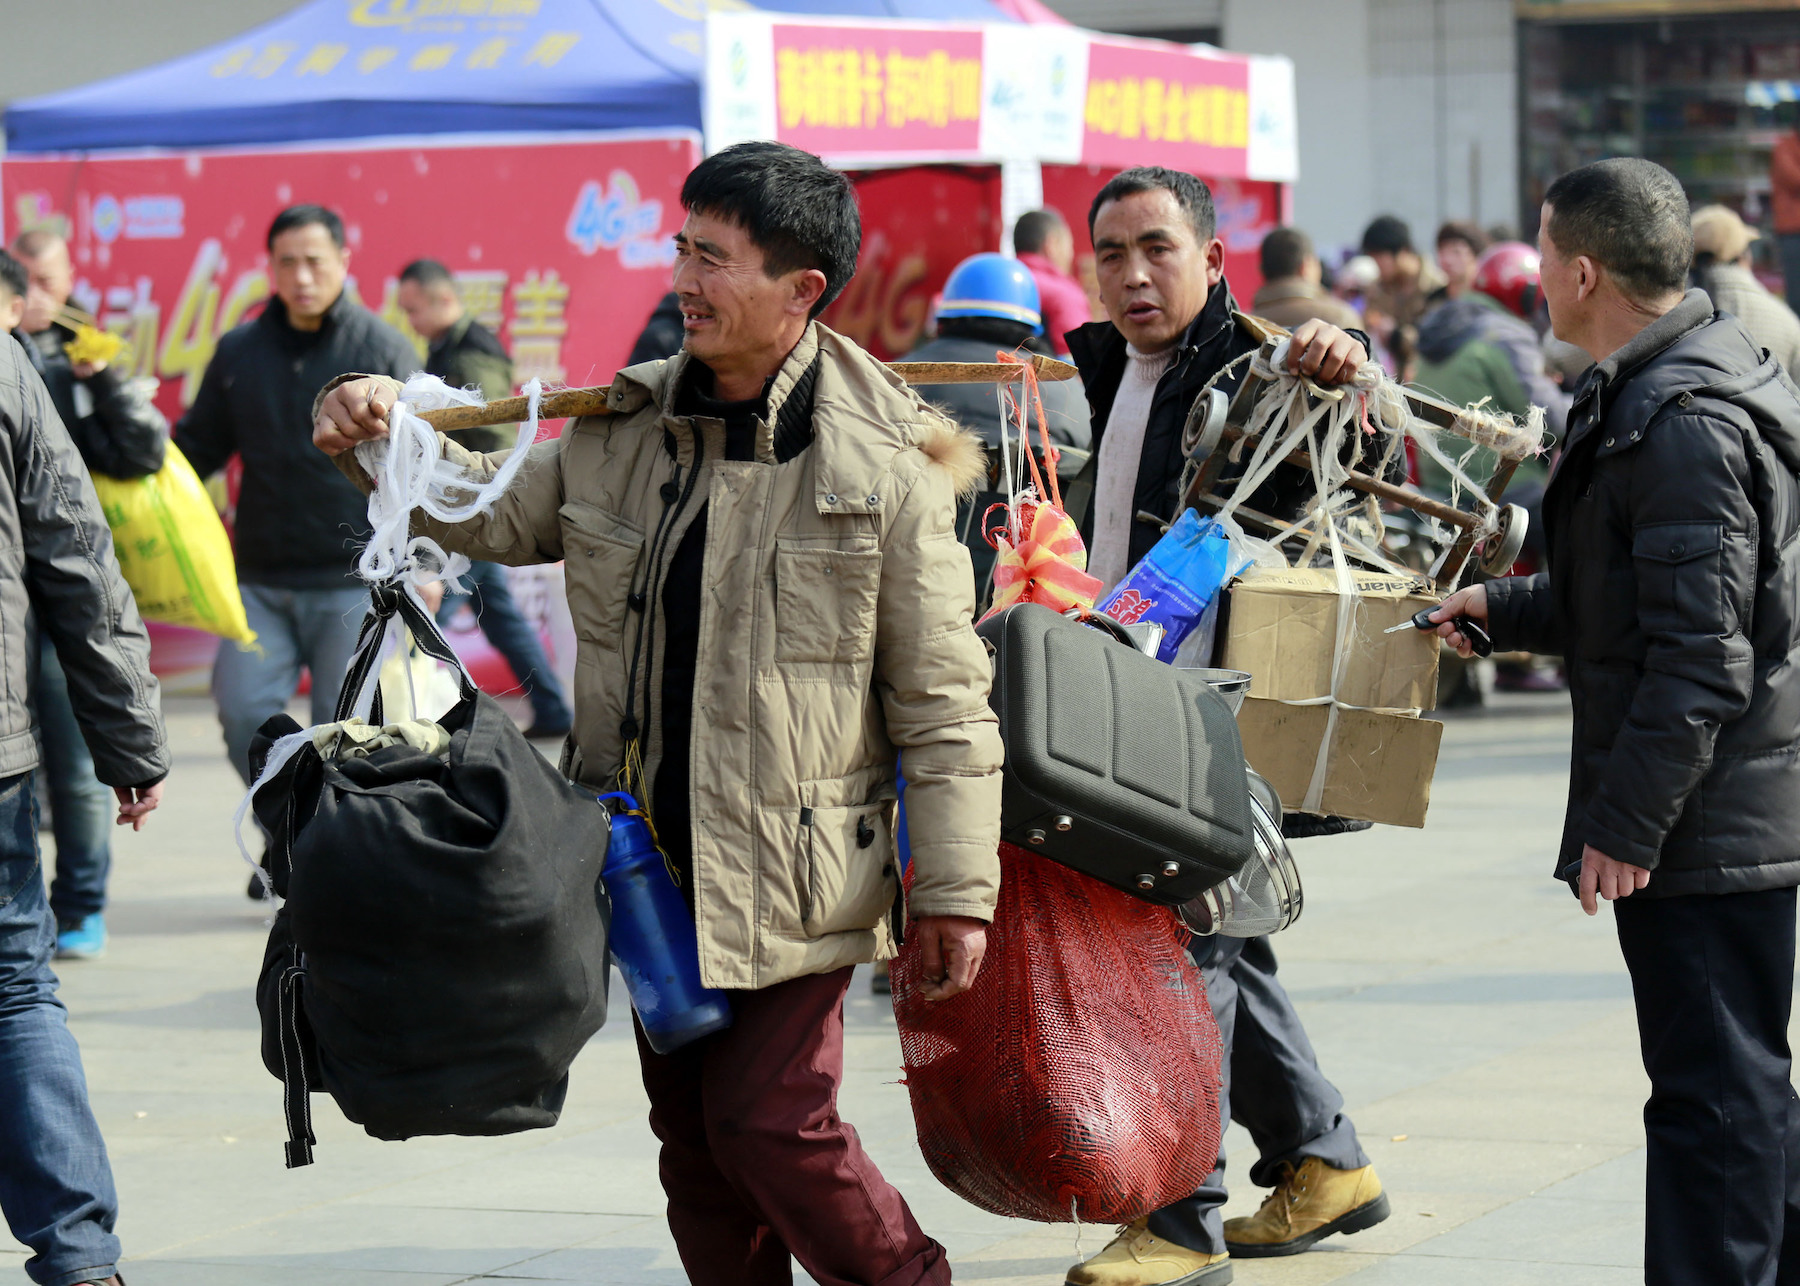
left=891, top=844, right=1223, bottom=1223
left=981, top=352, right=1102, bottom=620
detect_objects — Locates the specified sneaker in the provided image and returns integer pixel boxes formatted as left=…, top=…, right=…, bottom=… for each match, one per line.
left=1222, top=1158, right=1389, bottom=1258
left=523, top=719, right=572, bottom=741
left=1065, top=1218, right=1231, bottom=1286
left=870, top=959, right=891, bottom=995
left=56, top=913, right=107, bottom=961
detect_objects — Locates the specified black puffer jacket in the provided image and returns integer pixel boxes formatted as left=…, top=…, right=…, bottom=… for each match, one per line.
left=1065, top=277, right=1259, bottom=570
left=0, top=336, right=167, bottom=788
left=175, top=293, right=416, bottom=589
left=1486, top=291, right=1800, bottom=895
left=1066, top=278, right=1377, bottom=569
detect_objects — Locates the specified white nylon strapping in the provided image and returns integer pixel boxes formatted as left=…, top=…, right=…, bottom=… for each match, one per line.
left=355, top=373, right=543, bottom=588
left=236, top=373, right=536, bottom=901
left=1221, top=341, right=1500, bottom=811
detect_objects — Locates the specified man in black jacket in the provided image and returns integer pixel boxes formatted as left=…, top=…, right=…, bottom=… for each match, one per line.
left=1066, top=168, right=1386, bottom=1286
left=7, top=234, right=167, bottom=960
left=0, top=330, right=167, bottom=1286
left=1435, top=158, right=1800, bottom=1286
left=396, top=258, right=573, bottom=738
left=175, top=205, right=415, bottom=805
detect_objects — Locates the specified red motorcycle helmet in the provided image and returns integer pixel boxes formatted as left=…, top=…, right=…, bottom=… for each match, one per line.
left=1472, top=241, right=1541, bottom=320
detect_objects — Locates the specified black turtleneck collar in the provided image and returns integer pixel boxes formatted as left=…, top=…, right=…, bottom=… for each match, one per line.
left=672, top=354, right=820, bottom=464
left=259, top=289, right=354, bottom=346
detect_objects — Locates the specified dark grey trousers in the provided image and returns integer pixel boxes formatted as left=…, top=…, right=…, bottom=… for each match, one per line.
left=1147, top=933, right=1369, bottom=1255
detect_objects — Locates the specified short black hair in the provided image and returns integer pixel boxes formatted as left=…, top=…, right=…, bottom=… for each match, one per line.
left=1435, top=220, right=1487, bottom=254
left=399, top=258, right=454, bottom=289
left=680, top=142, right=860, bottom=317
left=1013, top=209, right=1066, bottom=256
left=267, top=204, right=345, bottom=253
left=1361, top=215, right=1414, bottom=256
left=1088, top=167, right=1217, bottom=243
left=1259, top=227, right=1313, bottom=281
left=0, top=250, right=27, bottom=304
left=1544, top=158, right=1692, bottom=301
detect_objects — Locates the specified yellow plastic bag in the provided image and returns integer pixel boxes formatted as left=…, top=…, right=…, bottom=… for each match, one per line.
left=91, top=444, right=255, bottom=643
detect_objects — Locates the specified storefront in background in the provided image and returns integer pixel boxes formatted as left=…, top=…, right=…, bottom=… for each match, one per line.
left=1520, top=2, right=1799, bottom=284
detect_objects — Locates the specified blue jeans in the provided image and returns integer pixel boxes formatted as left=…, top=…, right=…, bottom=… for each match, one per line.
left=212, top=584, right=369, bottom=786
left=35, top=640, right=114, bottom=926
left=437, top=561, right=571, bottom=727
left=0, top=772, right=122, bottom=1285
left=1148, top=933, right=1370, bottom=1255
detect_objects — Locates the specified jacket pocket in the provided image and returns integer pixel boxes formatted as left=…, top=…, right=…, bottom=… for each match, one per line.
left=559, top=500, right=644, bottom=651
left=1633, top=521, right=1726, bottom=635
left=799, top=801, right=896, bottom=937
left=774, top=538, right=881, bottom=666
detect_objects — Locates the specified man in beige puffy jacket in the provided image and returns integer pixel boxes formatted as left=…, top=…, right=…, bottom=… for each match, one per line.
left=313, top=142, right=1002, bottom=1286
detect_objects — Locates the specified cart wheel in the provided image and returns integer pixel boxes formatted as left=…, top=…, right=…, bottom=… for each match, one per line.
left=1183, top=387, right=1229, bottom=461
left=1479, top=503, right=1528, bottom=576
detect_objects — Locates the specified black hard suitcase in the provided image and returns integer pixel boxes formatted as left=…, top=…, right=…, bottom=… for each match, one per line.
left=976, top=603, right=1255, bottom=905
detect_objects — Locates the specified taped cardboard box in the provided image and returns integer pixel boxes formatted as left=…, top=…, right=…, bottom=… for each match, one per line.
left=1222, top=568, right=1440, bottom=712
left=1236, top=699, right=1444, bottom=829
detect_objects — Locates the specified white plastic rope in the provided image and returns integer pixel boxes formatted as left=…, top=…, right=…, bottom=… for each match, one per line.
left=1218, top=342, right=1543, bottom=811
left=354, top=373, right=543, bottom=588
left=236, top=373, right=534, bottom=900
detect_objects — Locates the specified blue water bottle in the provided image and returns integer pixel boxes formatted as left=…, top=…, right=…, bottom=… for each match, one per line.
left=597, top=792, right=732, bottom=1053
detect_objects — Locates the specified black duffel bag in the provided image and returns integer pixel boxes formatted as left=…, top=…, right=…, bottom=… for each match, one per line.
left=250, top=585, right=611, bottom=1167
left=976, top=602, right=1255, bottom=905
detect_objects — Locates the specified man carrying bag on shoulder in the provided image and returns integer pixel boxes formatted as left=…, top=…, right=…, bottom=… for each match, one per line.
left=313, top=142, right=1002, bottom=1286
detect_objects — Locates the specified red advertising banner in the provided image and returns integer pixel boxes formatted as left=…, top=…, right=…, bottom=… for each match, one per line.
left=1081, top=41, right=1252, bottom=178
left=772, top=23, right=985, bottom=159
left=822, top=165, right=1002, bottom=361
left=1041, top=164, right=1283, bottom=311
left=1, top=134, right=701, bottom=424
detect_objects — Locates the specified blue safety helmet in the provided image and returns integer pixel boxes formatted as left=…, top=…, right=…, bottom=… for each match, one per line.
left=936, top=253, right=1042, bottom=330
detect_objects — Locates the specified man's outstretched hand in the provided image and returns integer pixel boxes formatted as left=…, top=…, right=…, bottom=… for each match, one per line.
left=314, top=375, right=404, bottom=456
left=113, top=782, right=163, bottom=832
left=913, top=915, right=987, bottom=1002
left=1428, top=583, right=1490, bottom=658
left=1285, top=319, right=1369, bottom=387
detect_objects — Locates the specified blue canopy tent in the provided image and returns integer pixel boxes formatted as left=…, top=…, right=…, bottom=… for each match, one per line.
left=4, top=0, right=1021, bottom=154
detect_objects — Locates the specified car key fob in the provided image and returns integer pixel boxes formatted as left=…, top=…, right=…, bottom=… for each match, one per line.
left=1406, top=606, right=1492, bottom=657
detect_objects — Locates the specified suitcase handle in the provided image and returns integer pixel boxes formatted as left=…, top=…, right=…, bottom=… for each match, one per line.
left=1061, top=607, right=1138, bottom=650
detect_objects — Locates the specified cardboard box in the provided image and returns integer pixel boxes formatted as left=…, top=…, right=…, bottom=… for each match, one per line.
left=1222, top=568, right=1440, bottom=712
left=1236, top=698, right=1444, bottom=829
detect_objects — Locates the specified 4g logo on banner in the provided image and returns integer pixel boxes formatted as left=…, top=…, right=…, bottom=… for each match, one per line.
left=565, top=171, right=674, bottom=269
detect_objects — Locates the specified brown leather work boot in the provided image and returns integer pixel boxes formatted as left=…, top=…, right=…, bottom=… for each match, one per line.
left=1064, top=1217, right=1232, bottom=1285
left=1223, top=1157, right=1389, bottom=1257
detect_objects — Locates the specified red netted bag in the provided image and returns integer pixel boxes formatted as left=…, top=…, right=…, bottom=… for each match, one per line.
left=891, top=844, right=1223, bottom=1223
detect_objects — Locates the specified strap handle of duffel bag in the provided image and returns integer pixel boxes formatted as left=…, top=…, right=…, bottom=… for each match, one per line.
left=277, top=954, right=317, bottom=1168
left=336, top=582, right=480, bottom=727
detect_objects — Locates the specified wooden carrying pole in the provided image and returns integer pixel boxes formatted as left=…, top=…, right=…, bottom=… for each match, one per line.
left=416, top=354, right=1078, bottom=434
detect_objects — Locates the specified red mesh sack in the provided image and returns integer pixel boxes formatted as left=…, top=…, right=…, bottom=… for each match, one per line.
left=891, top=843, right=1223, bottom=1223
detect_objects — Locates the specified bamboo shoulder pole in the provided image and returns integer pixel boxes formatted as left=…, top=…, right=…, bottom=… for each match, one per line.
left=416, top=355, right=1078, bottom=433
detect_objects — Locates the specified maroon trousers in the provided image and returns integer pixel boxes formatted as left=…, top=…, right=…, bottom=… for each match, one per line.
left=635, top=965, right=950, bottom=1286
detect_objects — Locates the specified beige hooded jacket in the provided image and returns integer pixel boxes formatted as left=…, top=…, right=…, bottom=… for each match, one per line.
left=327, top=322, right=1003, bottom=989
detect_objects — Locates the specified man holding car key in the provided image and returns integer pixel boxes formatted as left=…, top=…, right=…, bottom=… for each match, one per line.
left=1433, top=158, right=1800, bottom=1286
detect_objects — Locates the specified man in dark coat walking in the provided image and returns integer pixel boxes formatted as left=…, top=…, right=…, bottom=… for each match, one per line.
left=175, top=205, right=416, bottom=811
left=1436, top=157, right=1800, bottom=1286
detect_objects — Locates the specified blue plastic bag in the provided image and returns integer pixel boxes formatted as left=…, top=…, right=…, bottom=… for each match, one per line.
left=1099, top=511, right=1237, bottom=663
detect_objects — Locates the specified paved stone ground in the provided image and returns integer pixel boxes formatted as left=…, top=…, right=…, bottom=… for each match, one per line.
left=1, top=688, right=1720, bottom=1285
